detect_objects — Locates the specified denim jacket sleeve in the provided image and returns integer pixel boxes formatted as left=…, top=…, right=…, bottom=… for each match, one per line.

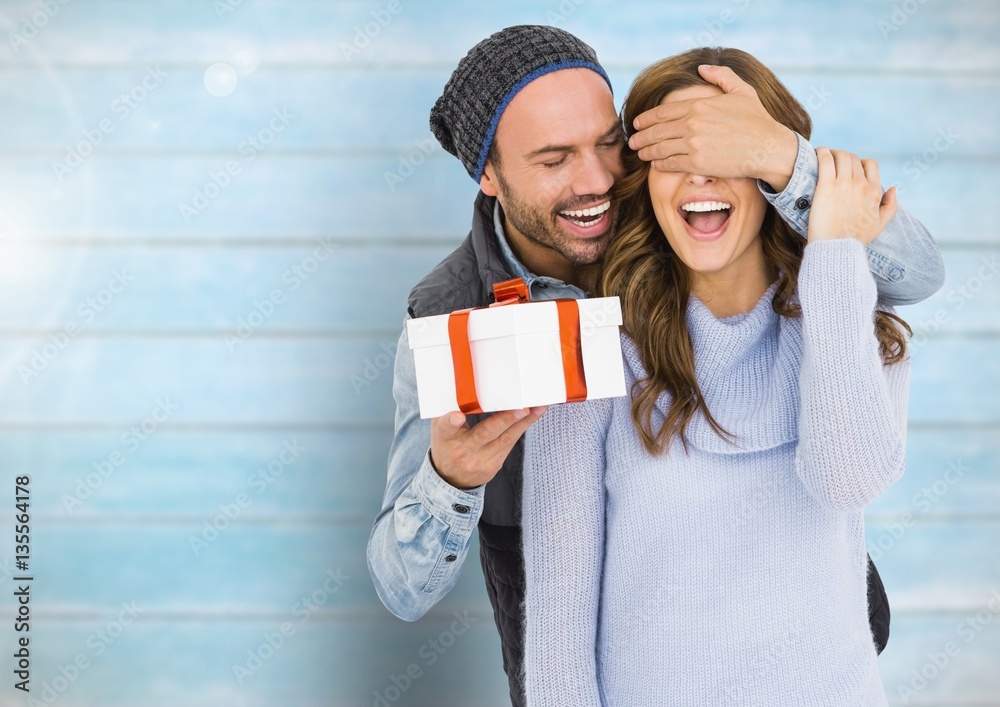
left=760, top=132, right=946, bottom=306
left=366, top=320, right=485, bottom=621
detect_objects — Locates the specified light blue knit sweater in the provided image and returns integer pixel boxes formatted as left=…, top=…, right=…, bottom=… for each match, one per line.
left=522, top=239, right=909, bottom=706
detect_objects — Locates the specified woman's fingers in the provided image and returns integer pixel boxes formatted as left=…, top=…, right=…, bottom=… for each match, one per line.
left=878, top=185, right=899, bottom=233
left=861, top=157, right=894, bottom=234
left=861, top=157, right=881, bottom=186
left=830, top=148, right=854, bottom=181
left=816, top=145, right=834, bottom=180
left=850, top=152, right=865, bottom=181
left=808, top=148, right=893, bottom=244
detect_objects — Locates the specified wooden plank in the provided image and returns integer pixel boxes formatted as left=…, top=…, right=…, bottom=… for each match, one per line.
left=3, top=426, right=994, bottom=520
left=907, top=338, right=1000, bottom=424
left=903, top=251, right=1000, bottom=337
left=0, top=338, right=404, bottom=424
left=0, top=155, right=992, bottom=243
left=865, top=520, right=1000, bottom=611
left=0, top=336, right=996, bottom=424
left=0, top=247, right=991, bottom=334
left=0, top=525, right=495, bottom=614
left=0, top=613, right=995, bottom=706
left=0, top=513, right=995, bottom=616
left=0, top=430, right=396, bottom=519
left=0, top=0, right=995, bottom=70
left=0, top=244, right=450, bottom=332
left=880, top=613, right=1000, bottom=706
left=869, top=430, right=1000, bottom=517
left=0, top=68, right=994, bottom=154
left=0, top=154, right=482, bottom=240
left=0, top=615, right=510, bottom=707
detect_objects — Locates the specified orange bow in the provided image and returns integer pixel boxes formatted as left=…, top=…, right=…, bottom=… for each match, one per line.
left=446, top=277, right=588, bottom=414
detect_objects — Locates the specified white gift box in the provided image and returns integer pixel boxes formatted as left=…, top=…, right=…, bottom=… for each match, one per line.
left=406, top=295, right=627, bottom=419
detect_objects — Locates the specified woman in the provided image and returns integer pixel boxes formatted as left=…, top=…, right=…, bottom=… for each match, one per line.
left=521, top=47, right=910, bottom=705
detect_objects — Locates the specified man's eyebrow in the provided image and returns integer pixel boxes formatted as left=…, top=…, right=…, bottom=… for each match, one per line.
left=600, top=122, right=625, bottom=141
left=524, top=122, right=624, bottom=160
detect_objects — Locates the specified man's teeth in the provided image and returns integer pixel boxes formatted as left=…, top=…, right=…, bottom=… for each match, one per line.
left=681, top=201, right=732, bottom=213
left=559, top=201, right=611, bottom=220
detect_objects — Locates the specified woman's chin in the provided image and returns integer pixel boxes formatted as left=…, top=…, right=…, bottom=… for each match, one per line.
left=669, top=241, right=733, bottom=275
left=683, top=259, right=729, bottom=277
left=666, top=225, right=762, bottom=279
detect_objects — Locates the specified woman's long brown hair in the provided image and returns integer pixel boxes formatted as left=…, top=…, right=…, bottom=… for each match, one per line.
left=599, top=47, right=910, bottom=456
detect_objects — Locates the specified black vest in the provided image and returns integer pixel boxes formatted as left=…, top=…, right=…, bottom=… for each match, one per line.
left=406, top=191, right=890, bottom=706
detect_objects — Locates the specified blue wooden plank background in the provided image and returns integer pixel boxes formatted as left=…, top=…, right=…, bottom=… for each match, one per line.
left=0, top=1, right=997, bottom=705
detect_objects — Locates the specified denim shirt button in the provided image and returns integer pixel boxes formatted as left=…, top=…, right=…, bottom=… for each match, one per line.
left=795, top=196, right=811, bottom=210
left=445, top=554, right=458, bottom=562
left=452, top=503, right=470, bottom=514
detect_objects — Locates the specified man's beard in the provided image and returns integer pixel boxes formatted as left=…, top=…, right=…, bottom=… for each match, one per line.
left=494, top=169, right=614, bottom=267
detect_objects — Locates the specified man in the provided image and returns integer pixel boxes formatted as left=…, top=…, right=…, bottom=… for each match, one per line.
left=367, top=25, right=944, bottom=706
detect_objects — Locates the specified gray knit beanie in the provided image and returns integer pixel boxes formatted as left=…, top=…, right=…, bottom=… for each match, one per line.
left=430, top=25, right=612, bottom=182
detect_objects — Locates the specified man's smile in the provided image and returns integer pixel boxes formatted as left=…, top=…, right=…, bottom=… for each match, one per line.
left=557, top=199, right=613, bottom=237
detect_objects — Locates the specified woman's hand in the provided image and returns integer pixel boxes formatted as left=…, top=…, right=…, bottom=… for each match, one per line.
left=807, top=147, right=898, bottom=244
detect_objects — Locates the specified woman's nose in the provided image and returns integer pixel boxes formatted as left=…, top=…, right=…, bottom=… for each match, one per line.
left=686, top=173, right=716, bottom=186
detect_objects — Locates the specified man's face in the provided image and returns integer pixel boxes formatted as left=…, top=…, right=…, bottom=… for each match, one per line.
left=480, top=68, right=624, bottom=268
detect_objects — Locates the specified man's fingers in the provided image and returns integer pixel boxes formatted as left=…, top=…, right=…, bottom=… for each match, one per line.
left=635, top=137, right=688, bottom=163
left=650, top=155, right=694, bottom=173
left=697, top=64, right=752, bottom=95
left=629, top=122, right=686, bottom=152
left=431, top=410, right=468, bottom=439
left=467, top=408, right=530, bottom=447
left=631, top=100, right=690, bottom=134
left=481, top=406, right=548, bottom=461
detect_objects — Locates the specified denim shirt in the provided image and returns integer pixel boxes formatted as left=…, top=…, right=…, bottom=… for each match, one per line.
left=366, top=132, right=945, bottom=621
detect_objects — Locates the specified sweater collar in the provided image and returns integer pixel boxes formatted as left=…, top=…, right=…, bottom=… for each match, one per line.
left=621, top=283, right=800, bottom=455
left=687, top=283, right=779, bottom=390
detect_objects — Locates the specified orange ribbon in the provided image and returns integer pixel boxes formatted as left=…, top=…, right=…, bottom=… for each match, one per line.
left=447, top=277, right=588, bottom=414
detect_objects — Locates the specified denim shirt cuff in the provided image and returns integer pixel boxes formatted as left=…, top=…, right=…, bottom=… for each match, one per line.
left=756, top=132, right=910, bottom=286
left=412, top=449, right=484, bottom=531
left=757, top=131, right=815, bottom=236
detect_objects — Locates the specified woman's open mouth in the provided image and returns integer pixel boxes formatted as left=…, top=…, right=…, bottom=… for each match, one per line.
left=557, top=200, right=612, bottom=238
left=678, top=199, right=732, bottom=242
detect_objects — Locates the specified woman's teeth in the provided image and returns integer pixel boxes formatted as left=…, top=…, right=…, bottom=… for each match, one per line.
left=560, top=200, right=610, bottom=227
left=681, top=200, right=731, bottom=214
left=680, top=200, right=732, bottom=233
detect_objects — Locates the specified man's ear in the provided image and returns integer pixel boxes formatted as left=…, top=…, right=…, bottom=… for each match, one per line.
left=479, top=162, right=499, bottom=197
